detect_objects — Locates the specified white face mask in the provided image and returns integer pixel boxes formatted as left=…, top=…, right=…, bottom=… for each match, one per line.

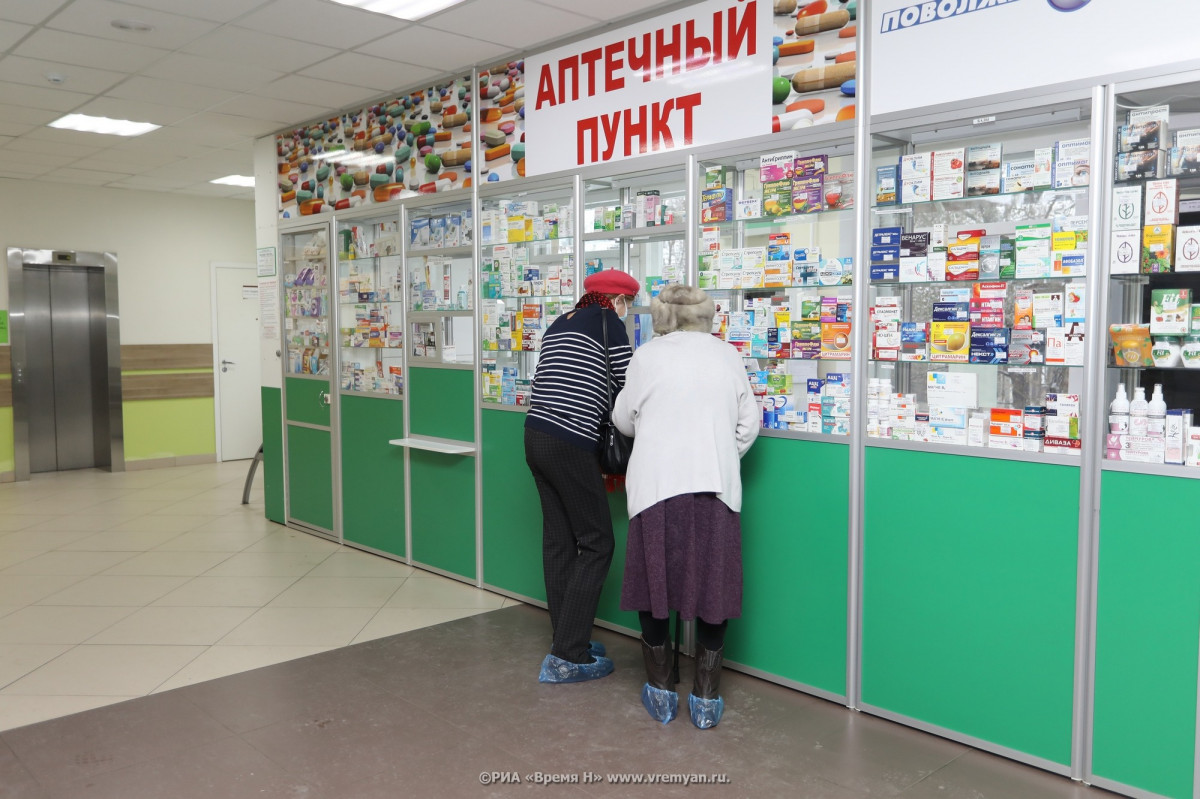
left=614, top=296, right=629, bottom=320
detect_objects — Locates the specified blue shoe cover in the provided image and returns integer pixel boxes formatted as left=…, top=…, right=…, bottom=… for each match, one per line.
left=641, top=683, right=678, bottom=724
left=588, top=640, right=606, bottom=658
left=688, top=693, right=725, bottom=729
left=538, top=653, right=614, bottom=684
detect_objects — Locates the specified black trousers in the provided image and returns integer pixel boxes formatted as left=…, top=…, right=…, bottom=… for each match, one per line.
left=525, top=427, right=614, bottom=663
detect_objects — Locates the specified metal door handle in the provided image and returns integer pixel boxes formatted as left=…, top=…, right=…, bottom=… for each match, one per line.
left=221, top=359, right=236, bottom=365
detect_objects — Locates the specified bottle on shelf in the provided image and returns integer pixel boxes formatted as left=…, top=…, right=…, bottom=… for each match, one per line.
left=1129, top=385, right=1149, bottom=437
left=1148, top=384, right=1167, bottom=438
left=1109, top=383, right=1130, bottom=434
left=457, top=284, right=467, bottom=310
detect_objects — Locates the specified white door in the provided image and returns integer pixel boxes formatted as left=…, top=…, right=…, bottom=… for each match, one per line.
left=213, top=264, right=263, bottom=461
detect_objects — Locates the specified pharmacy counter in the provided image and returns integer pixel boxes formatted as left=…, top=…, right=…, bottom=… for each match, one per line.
left=861, top=444, right=1080, bottom=772
left=1090, top=466, right=1200, bottom=799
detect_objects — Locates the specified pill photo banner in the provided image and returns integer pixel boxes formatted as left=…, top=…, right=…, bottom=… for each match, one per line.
left=525, top=0, right=774, bottom=176
left=870, top=0, right=1200, bottom=117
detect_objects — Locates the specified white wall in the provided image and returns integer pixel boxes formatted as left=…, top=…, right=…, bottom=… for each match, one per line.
left=0, top=179, right=255, bottom=345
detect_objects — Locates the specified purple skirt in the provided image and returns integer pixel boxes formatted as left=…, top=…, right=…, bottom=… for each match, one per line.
left=620, top=493, right=742, bottom=624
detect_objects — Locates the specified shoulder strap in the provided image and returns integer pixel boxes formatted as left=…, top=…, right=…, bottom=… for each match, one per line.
left=601, top=309, right=616, bottom=413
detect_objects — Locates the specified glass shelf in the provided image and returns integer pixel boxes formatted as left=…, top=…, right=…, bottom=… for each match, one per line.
left=582, top=223, right=687, bottom=242
left=408, top=245, right=474, bottom=257
left=1106, top=364, right=1200, bottom=371
left=872, top=184, right=1087, bottom=211
left=871, top=276, right=1085, bottom=287
left=871, top=359, right=1083, bottom=367
left=705, top=208, right=856, bottom=227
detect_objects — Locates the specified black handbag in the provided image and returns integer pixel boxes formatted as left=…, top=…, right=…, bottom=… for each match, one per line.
left=599, top=310, right=633, bottom=475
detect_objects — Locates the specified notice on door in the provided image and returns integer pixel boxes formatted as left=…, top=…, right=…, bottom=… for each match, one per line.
left=256, top=246, right=276, bottom=278
left=259, top=277, right=279, bottom=341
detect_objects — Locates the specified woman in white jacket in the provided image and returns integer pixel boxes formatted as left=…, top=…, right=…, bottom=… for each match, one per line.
left=612, top=283, right=759, bottom=729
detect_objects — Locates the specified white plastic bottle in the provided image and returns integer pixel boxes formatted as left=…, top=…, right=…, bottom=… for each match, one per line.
left=1109, top=383, right=1130, bottom=434
left=1129, top=385, right=1149, bottom=436
left=1148, top=383, right=1167, bottom=438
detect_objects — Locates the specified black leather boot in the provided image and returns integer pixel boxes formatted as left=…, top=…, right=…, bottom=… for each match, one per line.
left=640, top=638, right=678, bottom=724
left=689, top=642, right=725, bottom=729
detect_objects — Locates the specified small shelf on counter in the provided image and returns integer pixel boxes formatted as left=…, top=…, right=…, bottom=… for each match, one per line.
left=388, top=436, right=476, bottom=455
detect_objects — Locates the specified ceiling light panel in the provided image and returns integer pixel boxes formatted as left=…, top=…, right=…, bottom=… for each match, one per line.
left=49, top=113, right=161, bottom=136
left=327, top=0, right=468, bottom=22
left=210, top=174, right=255, bottom=187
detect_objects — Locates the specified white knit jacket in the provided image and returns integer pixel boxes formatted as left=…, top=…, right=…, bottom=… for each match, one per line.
left=612, top=330, right=759, bottom=519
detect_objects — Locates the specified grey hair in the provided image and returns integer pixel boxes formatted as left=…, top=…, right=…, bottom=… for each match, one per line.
left=651, top=284, right=715, bottom=334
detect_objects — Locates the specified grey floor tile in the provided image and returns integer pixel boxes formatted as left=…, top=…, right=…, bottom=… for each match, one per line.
left=0, top=737, right=50, bottom=799
left=0, top=691, right=234, bottom=789
left=900, top=750, right=1118, bottom=798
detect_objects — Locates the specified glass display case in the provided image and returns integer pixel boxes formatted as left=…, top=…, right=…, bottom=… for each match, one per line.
left=866, top=100, right=1094, bottom=457
left=1103, top=84, right=1200, bottom=471
left=697, top=140, right=857, bottom=437
left=583, top=164, right=687, bottom=349
left=405, top=199, right=475, bottom=366
left=336, top=211, right=404, bottom=396
left=477, top=182, right=577, bottom=406
left=282, top=225, right=332, bottom=376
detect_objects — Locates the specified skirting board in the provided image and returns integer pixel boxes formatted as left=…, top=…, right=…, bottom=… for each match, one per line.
left=0, top=471, right=13, bottom=483
left=126, top=453, right=217, bottom=471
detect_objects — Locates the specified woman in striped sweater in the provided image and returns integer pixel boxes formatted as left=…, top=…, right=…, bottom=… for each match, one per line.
left=525, top=269, right=638, bottom=684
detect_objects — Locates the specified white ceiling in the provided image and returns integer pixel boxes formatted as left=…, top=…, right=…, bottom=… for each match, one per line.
left=0, top=0, right=684, bottom=201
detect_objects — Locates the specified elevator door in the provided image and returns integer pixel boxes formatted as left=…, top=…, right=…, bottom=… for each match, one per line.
left=25, top=265, right=107, bottom=473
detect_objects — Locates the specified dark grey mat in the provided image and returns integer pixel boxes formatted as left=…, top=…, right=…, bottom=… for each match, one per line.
left=0, top=604, right=1117, bottom=798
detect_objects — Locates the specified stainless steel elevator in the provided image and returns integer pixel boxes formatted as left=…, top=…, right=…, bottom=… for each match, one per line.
left=7, top=249, right=124, bottom=480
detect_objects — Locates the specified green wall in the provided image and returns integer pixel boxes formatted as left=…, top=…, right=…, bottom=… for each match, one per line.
left=410, top=448, right=476, bottom=579
left=726, top=437, right=848, bottom=696
left=1092, top=470, right=1200, bottom=798
left=285, top=376, right=331, bottom=426
left=340, top=394, right=406, bottom=557
left=594, top=486, right=638, bottom=632
left=862, top=448, right=1079, bottom=766
left=408, top=367, right=474, bottom=441
left=122, top=398, right=215, bottom=461
left=481, top=408, right=545, bottom=601
left=261, top=387, right=284, bottom=524
left=0, top=406, right=13, bottom=474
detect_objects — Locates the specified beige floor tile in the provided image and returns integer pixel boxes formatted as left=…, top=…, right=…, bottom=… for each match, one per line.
left=87, top=606, right=258, bottom=645
left=189, top=515, right=287, bottom=534
left=308, top=550, right=414, bottom=578
left=202, top=551, right=331, bottom=578
left=37, top=575, right=190, bottom=606
left=1, top=644, right=205, bottom=696
left=58, top=529, right=188, bottom=552
left=0, top=529, right=97, bottom=550
left=0, top=607, right=19, bottom=619
left=150, top=500, right=240, bottom=516
left=99, top=551, right=233, bottom=577
left=351, top=607, right=494, bottom=644
left=21, top=515, right=135, bottom=533
left=0, top=644, right=72, bottom=688
left=150, top=527, right=273, bottom=553
left=151, top=576, right=298, bottom=607
left=152, top=645, right=333, bottom=692
left=0, top=695, right=135, bottom=733
left=0, top=515, right=56, bottom=533
left=0, top=551, right=139, bottom=576
left=125, top=487, right=209, bottom=502
left=0, top=575, right=89, bottom=606
left=0, top=551, right=47, bottom=570
left=240, top=530, right=341, bottom=555
left=266, top=577, right=406, bottom=608
left=99, top=515, right=221, bottom=534
left=217, top=606, right=377, bottom=647
left=0, top=606, right=138, bottom=644
left=384, top=575, right=506, bottom=610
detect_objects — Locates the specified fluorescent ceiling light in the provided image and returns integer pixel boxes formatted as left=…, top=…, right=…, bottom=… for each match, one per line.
left=326, top=0, right=467, bottom=21
left=211, top=175, right=255, bottom=187
left=48, top=113, right=160, bottom=137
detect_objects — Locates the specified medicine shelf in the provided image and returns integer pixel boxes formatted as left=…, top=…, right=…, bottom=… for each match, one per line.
left=582, top=223, right=687, bottom=243
left=1100, top=459, right=1200, bottom=480
left=285, top=372, right=330, bottom=381
left=1106, top=364, right=1200, bottom=371
left=408, top=309, right=474, bottom=317
left=338, top=300, right=403, bottom=306
left=759, top=428, right=850, bottom=444
left=870, top=359, right=1084, bottom=368
left=408, top=245, right=474, bottom=258
left=1114, top=174, right=1200, bottom=189
left=1110, top=273, right=1200, bottom=283
left=870, top=276, right=1086, bottom=287
left=702, top=208, right=855, bottom=228
left=337, top=255, right=402, bottom=265
left=389, top=436, right=476, bottom=455
left=481, top=402, right=529, bottom=413
left=340, top=389, right=404, bottom=401
left=866, top=437, right=1082, bottom=467
left=871, top=184, right=1087, bottom=211
left=340, top=344, right=404, bottom=349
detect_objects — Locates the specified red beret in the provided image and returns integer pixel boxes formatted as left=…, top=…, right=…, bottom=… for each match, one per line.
left=583, top=269, right=640, bottom=296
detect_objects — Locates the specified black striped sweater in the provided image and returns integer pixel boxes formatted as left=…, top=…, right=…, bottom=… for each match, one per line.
left=525, top=304, right=632, bottom=451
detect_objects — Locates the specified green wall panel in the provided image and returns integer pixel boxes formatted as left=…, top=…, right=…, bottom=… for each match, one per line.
left=481, top=409, right=545, bottom=601
left=725, top=437, right=848, bottom=696
left=339, top=394, right=406, bottom=557
left=286, top=424, right=333, bottom=531
left=410, top=448, right=476, bottom=579
left=261, top=388, right=285, bottom=524
left=408, top=367, right=474, bottom=442
left=285, top=377, right=331, bottom=427
left=1092, top=470, right=1200, bottom=799
left=0, top=406, right=13, bottom=474
left=862, top=448, right=1079, bottom=765
left=122, top=398, right=215, bottom=461
left=594, top=485, right=638, bottom=632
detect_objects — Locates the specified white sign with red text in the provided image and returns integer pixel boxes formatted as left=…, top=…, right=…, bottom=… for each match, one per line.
left=525, top=0, right=772, bottom=176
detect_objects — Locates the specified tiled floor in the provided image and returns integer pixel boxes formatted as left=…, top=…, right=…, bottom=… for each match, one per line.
left=0, top=604, right=1119, bottom=798
left=0, top=460, right=511, bottom=731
